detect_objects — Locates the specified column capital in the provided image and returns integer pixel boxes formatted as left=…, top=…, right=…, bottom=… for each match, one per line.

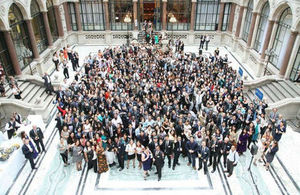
left=132, top=0, right=138, bottom=2
left=191, top=0, right=197, bottom=2
left=103, top=0, right=109, bottom=2
left=162, top=0, right=168, bottom=2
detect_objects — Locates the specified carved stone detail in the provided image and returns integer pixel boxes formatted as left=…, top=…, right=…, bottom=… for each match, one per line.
left=85, top=34, right=105, bottom=39
left=112, top=34, right=133, bottom=39
left=0, top=5, right=5, bottom=17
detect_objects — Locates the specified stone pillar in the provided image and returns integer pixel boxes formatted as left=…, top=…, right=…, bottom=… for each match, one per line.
left=279, top=31, right=298, bottom=76
left=75, top=2, right=82, bottom=31
left=217, top=2, right=225, bottom=32
left=54, top=5, right=64, bottom=37
left=228, top=3, right=236, bottom=33
left=190, top=0, right=197, bottom=31
left=133, top=0, right=138, bottom=30
left=162, top=0, right=167, bottom=31
left=235, top=6, right=245, bottom=38
left=260, top=20, right=274, bottom=60
left=3, top=31, right=22, bottom=75
left=63, top=3, right=71, bottom=32
left=42, top=12, right=53, bottom=47
left=25, top=19, right=40, bottom=59
left=247, top=12, right=257, bottom=47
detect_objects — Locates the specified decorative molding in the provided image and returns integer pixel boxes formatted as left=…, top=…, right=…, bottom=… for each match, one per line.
left=195, top=34, right=214, bottom=40
left=112, top=34, right=133, bottom=39
left=167, top=34, right=187, bottom=39
left=85, top=34, right=105, bottom=39
left=296, top=7, right=300, bottom=17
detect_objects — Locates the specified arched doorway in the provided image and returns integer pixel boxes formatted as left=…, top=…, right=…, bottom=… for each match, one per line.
left=30, top=0, right=48, bottom=53
left=9, top=3, right=33, bottom=70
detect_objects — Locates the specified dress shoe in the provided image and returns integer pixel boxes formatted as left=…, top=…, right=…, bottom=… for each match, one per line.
left=198, top=167, right=202, bottom=171
left=187, top=162, right=191, bottom=166
left=208, top=164, right=212, bottom=167
left=204, top=172, right=207, bottom=175
left=227, top=174, right=232, bottom=177
left=168, top=165, right=171, bottom=168
left=211, top=170, right=215, bottom=173
left=172, top=167, right=175, bottom=170
left=193, top=166, right=196, bottom=170
left=158, top=178, right=161, bottom=182
left=177, top=163, right=180, bottom=166
left=119, top=168, right=123, bottom=171
left=154, top=172, right=158, bottom=174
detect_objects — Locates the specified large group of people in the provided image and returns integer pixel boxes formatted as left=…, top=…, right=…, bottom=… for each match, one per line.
left=16, top=36, right=287, bottom=183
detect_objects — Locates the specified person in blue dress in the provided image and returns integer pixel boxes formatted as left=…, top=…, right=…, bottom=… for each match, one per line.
left=21, top=131, right=38, bottom=159
left=141, top=146, right=152, bottom=180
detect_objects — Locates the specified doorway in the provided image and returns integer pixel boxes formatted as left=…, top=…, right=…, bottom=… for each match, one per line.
left=138, top=0, right=162, bottom=31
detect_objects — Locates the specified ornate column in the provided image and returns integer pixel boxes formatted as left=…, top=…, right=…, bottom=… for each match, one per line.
left=63, top=3, right=71, bottom=32
left=162, top=0, right=167, bottom=31
left=228, top=3, right=236, bottom=33
left=54, top=5, right=64, bottom=37
left=42, top=12, right=53, bottom=47
left=235, top=6, right=245, bottom=38
left=133, top=0, right=138, bottom=30
left=75, top=2, right=82, bottom=31
left=25, top=19, right=39, bottom=59
left=260, top=20, right=275, bottom=59
left=217, top=2, right=225, bottom=32
left=190, top=0, right=197, bottom=31
left=247, top=12, right=258, bottom=47
left=3, top=31, right=22, bottom=75
left=279, top=31, right=298, bottom=76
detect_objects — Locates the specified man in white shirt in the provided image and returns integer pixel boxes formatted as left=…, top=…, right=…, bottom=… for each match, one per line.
left=5, top=117, right=21, bottom=139
left=226, top=145, right=239, bottom=177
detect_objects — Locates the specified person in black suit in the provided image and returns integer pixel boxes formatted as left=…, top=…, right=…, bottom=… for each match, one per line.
left=197, top=141, right=210, bottom=174
left=162, top=135, right=173, bottom=168
left=115, top=137, right=126, bottom=171
left=42, top=72, right=54, bottom=95
left=219, top=137, right=232, bottom=168
left=153, top=145, right=164, bottom=181
left=5, top=117, right=21, bottom=139
left=136, top=131, right=149, bottom=147
left=186, top=136, right=198, bottom=169
left=55, top=112, right=64, bottom=135
left=173, top=136, right=183, bottom=170
left=29, top=125, right=46, bottom=153
left=22, top=139, right=37, bottom=170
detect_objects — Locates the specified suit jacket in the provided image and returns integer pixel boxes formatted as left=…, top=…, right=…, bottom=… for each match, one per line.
left=55, top=116, right=63, bottom=130
left=162, top=140, right=173, bottom=155
left=154, top=150, right=164, bottom=168
left=174, top=140, right=183, bottom=153
left=29, top=128, right=44, bottom=141
left=116, top=141, right=126, bottom=156
left=197, top=145, right=210, bottom=160
left=186, top=141, right=198, bottom=154
left=22, top=144, right=33, bottom=159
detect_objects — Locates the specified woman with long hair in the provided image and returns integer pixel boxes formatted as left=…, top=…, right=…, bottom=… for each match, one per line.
left=97, top=141, right=109, bottom=173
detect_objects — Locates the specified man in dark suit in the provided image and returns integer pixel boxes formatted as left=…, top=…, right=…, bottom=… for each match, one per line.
left=173, top=136, right=183, bottom=170
left=197, top=141, right=210, bottom=174
left=29, top=125, right=45, bottom=153
left=55, top=112, right=64, bottom=135
left=153, top=145, right=164, bottom=181
left=5, top=117, right=21, bottom=139
left=162, top=135, right=173, bottom=168
left=42, top=72, right=54, bottom=95
left=115, top=137, right=126, bottom=171
left=22, top=139, right=37, bottom=170
left=186, top=136, right=198, bottom=170
left=219, top=137, right=232, bottom=168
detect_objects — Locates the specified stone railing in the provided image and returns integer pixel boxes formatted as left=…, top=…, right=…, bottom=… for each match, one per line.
left=243, top=75, right=283, bottom=92
left=265, top=97, right=300, bottom=120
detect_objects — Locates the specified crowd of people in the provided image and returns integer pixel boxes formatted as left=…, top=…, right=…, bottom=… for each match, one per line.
left=15, top=36, right=287, bottom=183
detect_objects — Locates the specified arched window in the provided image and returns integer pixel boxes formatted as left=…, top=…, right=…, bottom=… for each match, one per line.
left=290, top=46, right=300, bottom=81
left=31, top=0, right=48, bottom=53
left=254, top=2, right=270, bottom=52
left=9, top=4, right=33, bottom=70
left=0, top=32, right=14, bottom=76
left=242, top=0, right=253, bottom=42
left=80, top=0, right=105, bottom=31
left=221, top=3, right=231, bottom=31
left=195, top=0, right=220, bottom=31
left=109, top=0, right=133, bottom=31
left=46, top=0, right=59, bottom=42
left=68, top=2, right=78, bottom=31
left=167, top=0, right=191, bottom=31
left=269, top=8, right=292, bottom=69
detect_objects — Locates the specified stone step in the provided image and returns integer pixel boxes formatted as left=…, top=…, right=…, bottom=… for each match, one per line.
left=259, top=86, right=275, bottom=103
left=266, top=83, right=287, bottom=100
left=272, top=82, right=294, bottom=99
left=261, top=85, right=281, bottom=102
left=28, top=87, right=46, bottom=104
left=284, top=80, right=300, bottom=96
left=277, top=81, right=299, bottom=97
left=7, top=82, right=31, bottom=99
left=20, top=83, right=36, bottom=100
left=23, top=85, right=42, bottom=103
left=246, top=89, right=255, bottom=101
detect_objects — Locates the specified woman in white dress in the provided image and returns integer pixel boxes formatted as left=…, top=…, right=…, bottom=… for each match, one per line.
left=135, top=141, right=144, bottom=169
left=125, top=139, right=136, bottom=169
